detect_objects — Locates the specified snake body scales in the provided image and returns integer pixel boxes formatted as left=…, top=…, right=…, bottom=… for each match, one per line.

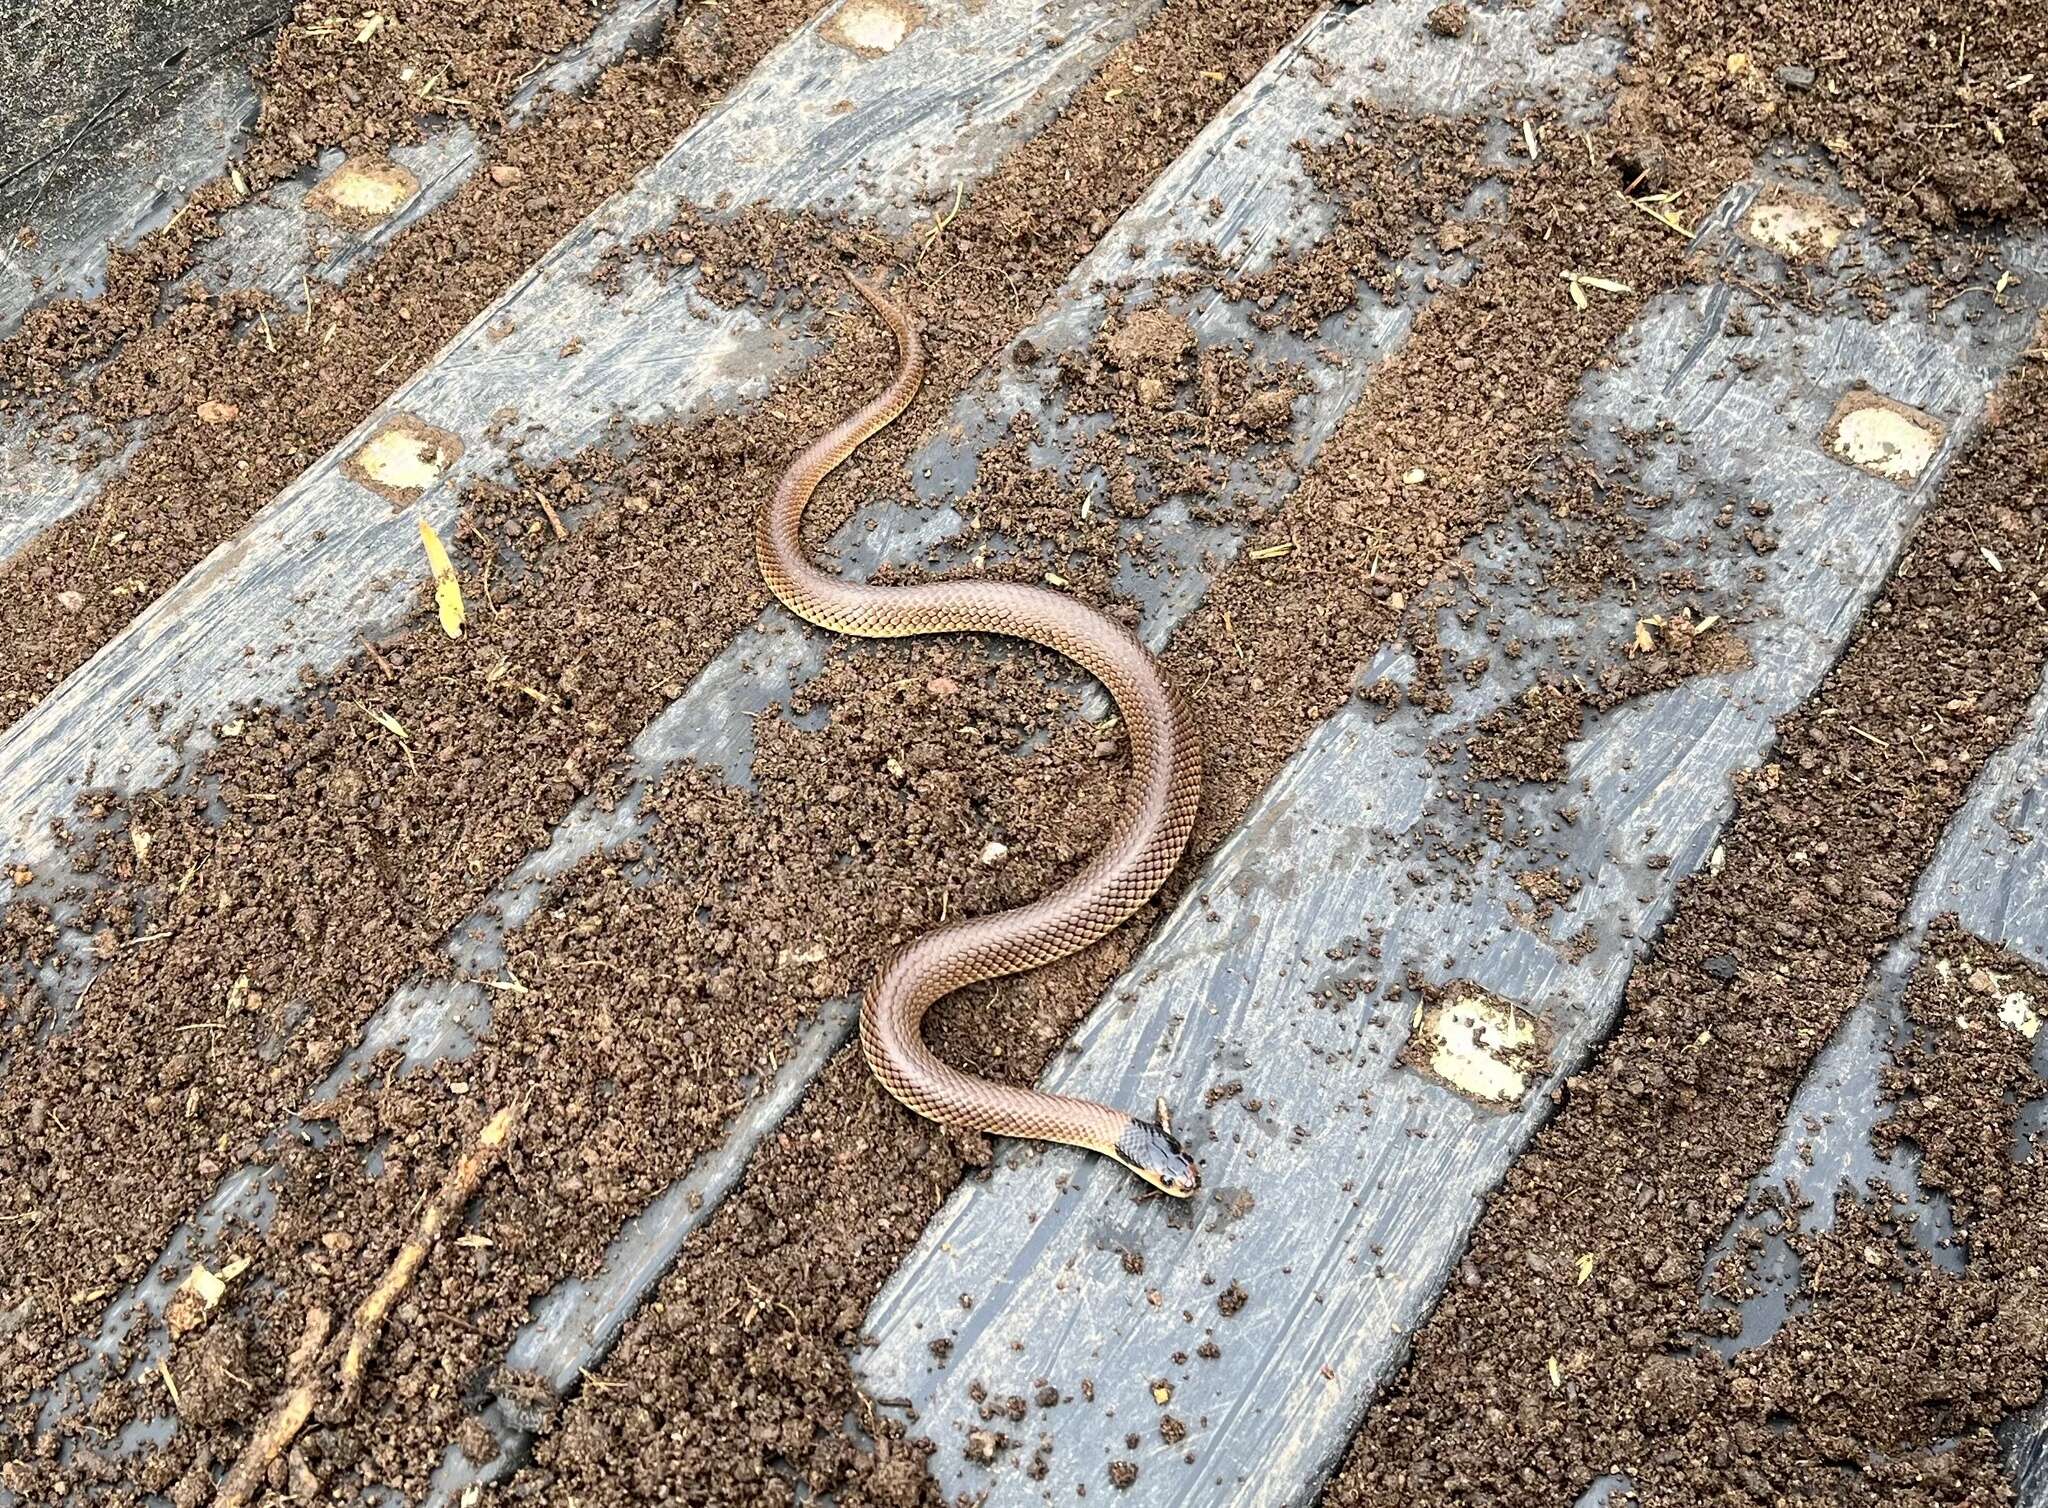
left=756, top=274, right=1205, bottom=1196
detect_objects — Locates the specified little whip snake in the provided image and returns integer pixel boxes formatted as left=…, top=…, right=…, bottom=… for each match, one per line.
left=756, top=273, right=1205, bottom=1197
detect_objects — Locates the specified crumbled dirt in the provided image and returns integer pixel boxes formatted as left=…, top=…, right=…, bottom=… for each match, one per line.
left=3, top=0, right=1329, bottom=1497
left=1708, top=923, right=2048, bottom=1491
left=1198, top=107, right=1494, bottom=332
left=1591, top=0, right=2047, bottom=263
left=1427, top=5, right=1470, bottom=41
left=243, top=0, right=602, bottom=181
left=1168, top=124, right=1707, bottom=828
left=5, top=0, right=2048, bottom=1502
left=167, top=1318, right=263, bottom=1432
left=1463, top=683, right=1588, bottom=784
left=1460, top=611, right=1746, bottom=783
left=0, top=0, right=833, bottom=729
left=1506, top=923, right=2048, bottom=1501
left=1328, top=347, right=2048, bottom=1505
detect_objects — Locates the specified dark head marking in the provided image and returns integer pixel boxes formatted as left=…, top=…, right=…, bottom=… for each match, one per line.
left=1114, top=1116, right=1200, bottom=1198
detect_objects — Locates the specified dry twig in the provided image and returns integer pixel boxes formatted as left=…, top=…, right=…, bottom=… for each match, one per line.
left=211, top=1105, right=517, bottom=1507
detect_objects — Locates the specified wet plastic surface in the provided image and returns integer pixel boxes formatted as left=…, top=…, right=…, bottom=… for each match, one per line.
left=1709, top=656, right=2048, bottom=1496
left=854, top=168, right=2048, bottom=1508
left=11, top=0, right=2048, bottom=1500
left=0, top=0, right=279, bottom=326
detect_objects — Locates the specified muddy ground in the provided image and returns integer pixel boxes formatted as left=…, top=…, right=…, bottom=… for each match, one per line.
left=3, top=0, right=2046, bottom=1503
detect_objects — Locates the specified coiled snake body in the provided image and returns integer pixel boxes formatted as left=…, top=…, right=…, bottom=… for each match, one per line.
left=757, top=274, right=1204, bottom=1196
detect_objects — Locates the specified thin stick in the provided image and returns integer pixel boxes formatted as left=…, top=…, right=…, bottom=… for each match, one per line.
left=211, top=1105, right=516, bottom=1507
left=337, top=1103, right=517, bottom=1409
left=358, top=634, right=398, bottom=682
left=211, top=1390, right=314, bottom=1508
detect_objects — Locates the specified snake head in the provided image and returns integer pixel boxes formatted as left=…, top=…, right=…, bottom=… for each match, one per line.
left=1114, top=1114, right=1200, bottom=1198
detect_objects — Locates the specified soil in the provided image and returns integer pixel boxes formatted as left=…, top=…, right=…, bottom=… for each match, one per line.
left=1588, top=0, right=2047, bottom=265
left=3, top=0, right=2048, bottom=1504
left=1328, top=347, right=2048, bottom=1505
left=4, top=0, right=1333, bottom=1497
left=0, top=0, right=835, bottom=729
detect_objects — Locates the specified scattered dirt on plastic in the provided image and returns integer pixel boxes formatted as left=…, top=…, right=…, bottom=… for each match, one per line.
left=5, top=0, right=2048, bottom=1502
left=1, top=0, right=1329, bottom=1499
left=0, top=0, right=833, bottom=729
left=1328, top=345, right=2048, bottom=1506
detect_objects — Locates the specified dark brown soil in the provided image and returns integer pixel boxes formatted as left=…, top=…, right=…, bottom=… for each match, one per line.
left=1327, top=345, right=2048, bottom=1506
left=4, top=0, right=2048, bottom=1503
left=1591, top=0, right=2047, bottom=263
left=0, top=0, right=834, bottom=730
left=2, top=0, right=1330, bottom=1499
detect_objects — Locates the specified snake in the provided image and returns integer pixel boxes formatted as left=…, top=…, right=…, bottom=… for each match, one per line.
left=756, top=272, right=1205, bottom=1197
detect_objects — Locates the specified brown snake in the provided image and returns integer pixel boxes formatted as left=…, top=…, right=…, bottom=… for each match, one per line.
left=756, top=273, right=1205, bottom=1196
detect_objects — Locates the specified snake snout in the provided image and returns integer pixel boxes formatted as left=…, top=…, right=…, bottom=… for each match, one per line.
left=1115, top=1116, right=1200, bottom=1199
